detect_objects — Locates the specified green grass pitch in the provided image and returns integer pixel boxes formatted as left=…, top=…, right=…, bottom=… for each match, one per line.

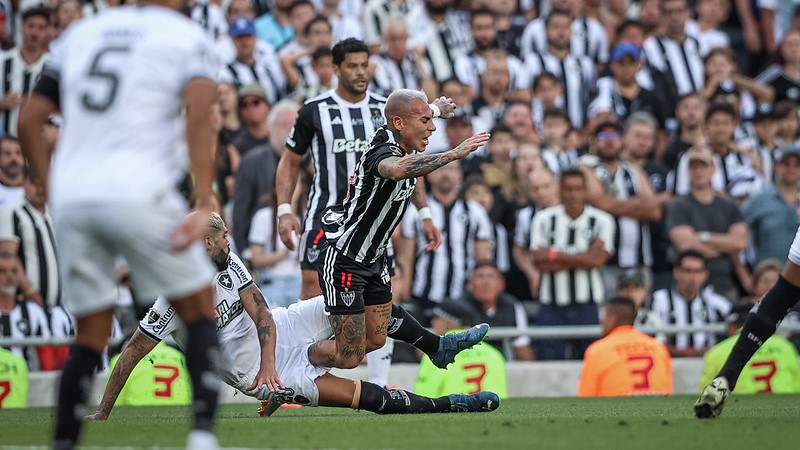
left=1, top=395, right=800, bottom=449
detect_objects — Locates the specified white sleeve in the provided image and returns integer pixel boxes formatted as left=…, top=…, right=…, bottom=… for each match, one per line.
left=138, top=297, right=181, bottom=342
left=0, top=203, right=18, bottom=243
left=180, top=28, right=220, bottom=86
left=247, top=208, right=273, bottom=248
left=471, top=202, right=494, bottom=242
left=228, top=252, right=255, bottom=291
left=530, top=211, right=548, bottom=250
left=514, top=208, right=533, bottom=247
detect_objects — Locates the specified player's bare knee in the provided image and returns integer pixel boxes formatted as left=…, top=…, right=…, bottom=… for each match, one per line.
left=334, top=354, right=362, bottom=369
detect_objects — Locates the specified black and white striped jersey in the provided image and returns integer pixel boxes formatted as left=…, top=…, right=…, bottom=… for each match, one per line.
left=650, top=287, right=731, bottom=350
left=530, top=204, right=615, bottom=306
left=362, top=0, right=416, bottom=46
left=668, top=148, right=763, bottom=196
left=0, top=300, right=51, bottom=370
left=642, top=35, right=704, bottom=97
left=190, top=0, right=228, bottom=40
left=514, top=202, right=543, bottom=249
left=321, top=126, right=414, bottom=265
left=287, top=90, right=387, bottom=230
left=369, top=53, right=425, bottom=98
left=453, top=51, right=528, bottom=94
left=407, top=6, right=473, bottom=83
left=520, top=16, right=609, bottom=65
left=218, top=54, right=287, bottom=105
left=0, top=199, right=60, bottom=309
left=524, top=52, right=596, bottom=130
left=402, top=198, right=493, bottom=304
left=0, top=47, right=48, bottom=137
left=603, top=161, right=654, bottom=268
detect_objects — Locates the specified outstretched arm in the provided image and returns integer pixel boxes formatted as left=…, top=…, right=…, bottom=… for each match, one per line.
left=85, top=329, right=158, bottom=420
left=240, top=284, right=283, bottom=397
left=378, top=132, right=490, bottom=181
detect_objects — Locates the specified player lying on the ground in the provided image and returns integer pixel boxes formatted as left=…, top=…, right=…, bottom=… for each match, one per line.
left=87, top=297, right=498, bottom=419
left=86, top=214, right=497, bottom=419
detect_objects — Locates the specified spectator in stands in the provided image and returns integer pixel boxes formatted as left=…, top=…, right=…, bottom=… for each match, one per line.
left=407, top=0, right=473, bottom=83
left=750, top=106, right=779, bottom=182
left=415, top=300, right=509, bottom=399
left=54, top=0, right=82, bottom=35
left=670, top=103, right=763, bottom=199
left=591, top=42, right=667, bottom=132
left=666, top=147, right=748, bottom=301
left=461, top=260, right=534, bottom=361
left=530, top=72, right=562, bottom=133
left=759, top=0, right=797, bottom=55
left=223, top=16, right=287, bottom=104
left=662, top=93, right=706, bottom=170
left=501, top=101, right=540, bottom=146
left=615, top=20, right=647, bottom=49
left=743, top=145, right=800, bottom=264
left=471, top=50, right=513, bottom=129
left=217, top=82, right=242, bottom=142
left=530, top=168, right=615, bottom=360
left=0, top=8, right=49, bottom=138
left=0, top=167, right=57, bottom=310
left=642, top=0, right=704, bottom=115
left=756, top=30, right=800, bottom=104
left=254, top=0, right=294, bottom=51
left=637, top=0, right=662, bottom=38
left=615, top=269, right=664, bottom=338
left=698, top=304, right=800, bottom=394
left=684, top=0, right=729, bottom=57
left=702, top=47, right=775, bottom=121
left=231, top=83, right=271, bottom=157
left=513, top=168, right=560, bottom=300
left=210, top=102, right=240, bottom=208
left=0, top=346, right=28, bottom=408
left=520, top=0, right=609, bottom=68
left=469, top=125, right=516, bottom=215
left=541, top=107, right=579, bottom=174
left=454, top=8, right=526, bottom=99
left=321, top=0, right=363, bottom=42
left=216, top=0, right=274, bottom=64
left=0, top=137, right=24, bottom=206
left=288, top=46, right=335, bottom=102
left=279, top=14, right=334, bottom=91
left=0, top=251, right=51, bottom=371
left=741, top=259, right=782, bottom=305
left=524, top=9, right=596, bottom=130
left=581, top=120, right=661, bottom=293
left=369, top=16, right=437, bottom=100
left=363, top=0, right=415, bottom=54
left=651, top=249, right=733, bottom=356
left=232, top=99, right=298, bottom=253
left=577, top=296, right=672, bottom=397
left=489, top=0, right=526, bottom=58
left=463, top=176, right=511, bottom=275
left=187, top=0, right=228, bottom=40
left=399, top=161, right=492, bottom=311
left=774, top=100, right=800, bottom=149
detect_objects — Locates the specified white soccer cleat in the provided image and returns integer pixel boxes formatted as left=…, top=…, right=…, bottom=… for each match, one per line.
left=694, top=376, right=730, bottom=419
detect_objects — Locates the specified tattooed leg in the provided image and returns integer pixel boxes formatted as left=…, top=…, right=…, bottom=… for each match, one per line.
left=308, top=313, right=366, bottom=369
left=365, top=302, right=392, bottom=352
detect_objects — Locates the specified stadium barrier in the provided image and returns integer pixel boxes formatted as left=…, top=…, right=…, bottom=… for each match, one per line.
left=8, top=322, right=800, bottom=406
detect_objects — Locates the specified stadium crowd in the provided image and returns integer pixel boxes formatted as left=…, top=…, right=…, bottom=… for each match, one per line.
left=3, top=0, right=800, bottom=384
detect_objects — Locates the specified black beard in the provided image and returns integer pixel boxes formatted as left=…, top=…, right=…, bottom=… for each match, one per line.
left=213, top=254, right=230, bottom=272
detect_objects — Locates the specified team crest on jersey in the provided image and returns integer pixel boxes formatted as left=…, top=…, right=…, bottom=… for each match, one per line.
left=340, top=291, right=356, bottom=307
left=306, top=248, right=320, bottom=263
left=147, top=309, right=161, bottom=325
left=217, top=273, right=234, bottom=291
left=371, top=111, right=385, bottom=129
left=16, top=319, right=29, bottom=335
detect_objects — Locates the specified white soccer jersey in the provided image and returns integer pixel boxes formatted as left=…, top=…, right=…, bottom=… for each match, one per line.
left=138, top=253, right=257, bottom=391
left=44, top=6, right=219, bottom=209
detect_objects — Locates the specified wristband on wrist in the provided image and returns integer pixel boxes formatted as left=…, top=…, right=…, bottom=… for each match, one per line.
left=418, top=207, right=433, bottom=221
left=548, top=248, right=558, bottom=262
left=277, top=203, right=293, bottom=217
left=429, top=103, right=441, bottom=118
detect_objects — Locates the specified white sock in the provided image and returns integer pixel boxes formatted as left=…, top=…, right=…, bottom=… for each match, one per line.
left=187, top=429, right=218, bottom=450
left=367, top=338, right=394, bottom=388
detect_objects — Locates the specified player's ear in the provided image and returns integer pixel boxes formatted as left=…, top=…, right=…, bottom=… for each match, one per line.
left=392, top=115, right=404, bottom=131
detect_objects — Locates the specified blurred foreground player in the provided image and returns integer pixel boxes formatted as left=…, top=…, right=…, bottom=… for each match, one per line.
left=19, top=2, right=231, bottom=448
left=695, top=223, right=800, bottom=418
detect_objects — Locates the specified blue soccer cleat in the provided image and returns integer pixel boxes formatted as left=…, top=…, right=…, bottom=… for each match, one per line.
left=430, top=323, right=490, bottom=369
left=449, top=391, right=500, bottom=413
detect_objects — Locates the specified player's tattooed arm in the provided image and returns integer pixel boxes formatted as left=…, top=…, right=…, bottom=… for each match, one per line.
left=241, top=284, right=284, bottom=392
left=377, top=132, right=491, bottom=180
left=86, top=329, right=157, bottom=420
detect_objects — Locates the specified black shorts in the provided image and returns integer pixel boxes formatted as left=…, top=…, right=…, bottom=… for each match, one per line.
left=299, top=228, right=327, bottom=271
left=317, top=243, right=392, bottom=315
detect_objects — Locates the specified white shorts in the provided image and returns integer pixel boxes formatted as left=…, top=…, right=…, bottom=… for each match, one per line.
left=790, top=226, right=800, bottom=266
left=53, top=194, right=215, bottom=317
left=270, top=296, right=333, bottom=406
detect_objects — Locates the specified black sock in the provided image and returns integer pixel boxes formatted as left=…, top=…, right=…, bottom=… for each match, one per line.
left=719, top=275, right=800, bottom=388
left=358, top=381, right=451, bottom=414
left=54, top=345, right=101, bottom=448
left=185, top=319, right=220, bottom=432
left=387, top=304, right=440, bottom=356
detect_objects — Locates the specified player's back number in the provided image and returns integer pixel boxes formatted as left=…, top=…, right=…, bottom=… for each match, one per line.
left=81, top=45, right=131, bottom=112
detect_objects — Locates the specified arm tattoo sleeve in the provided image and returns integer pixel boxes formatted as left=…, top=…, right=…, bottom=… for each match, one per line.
left=386, top=151, right=456, bottom=179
